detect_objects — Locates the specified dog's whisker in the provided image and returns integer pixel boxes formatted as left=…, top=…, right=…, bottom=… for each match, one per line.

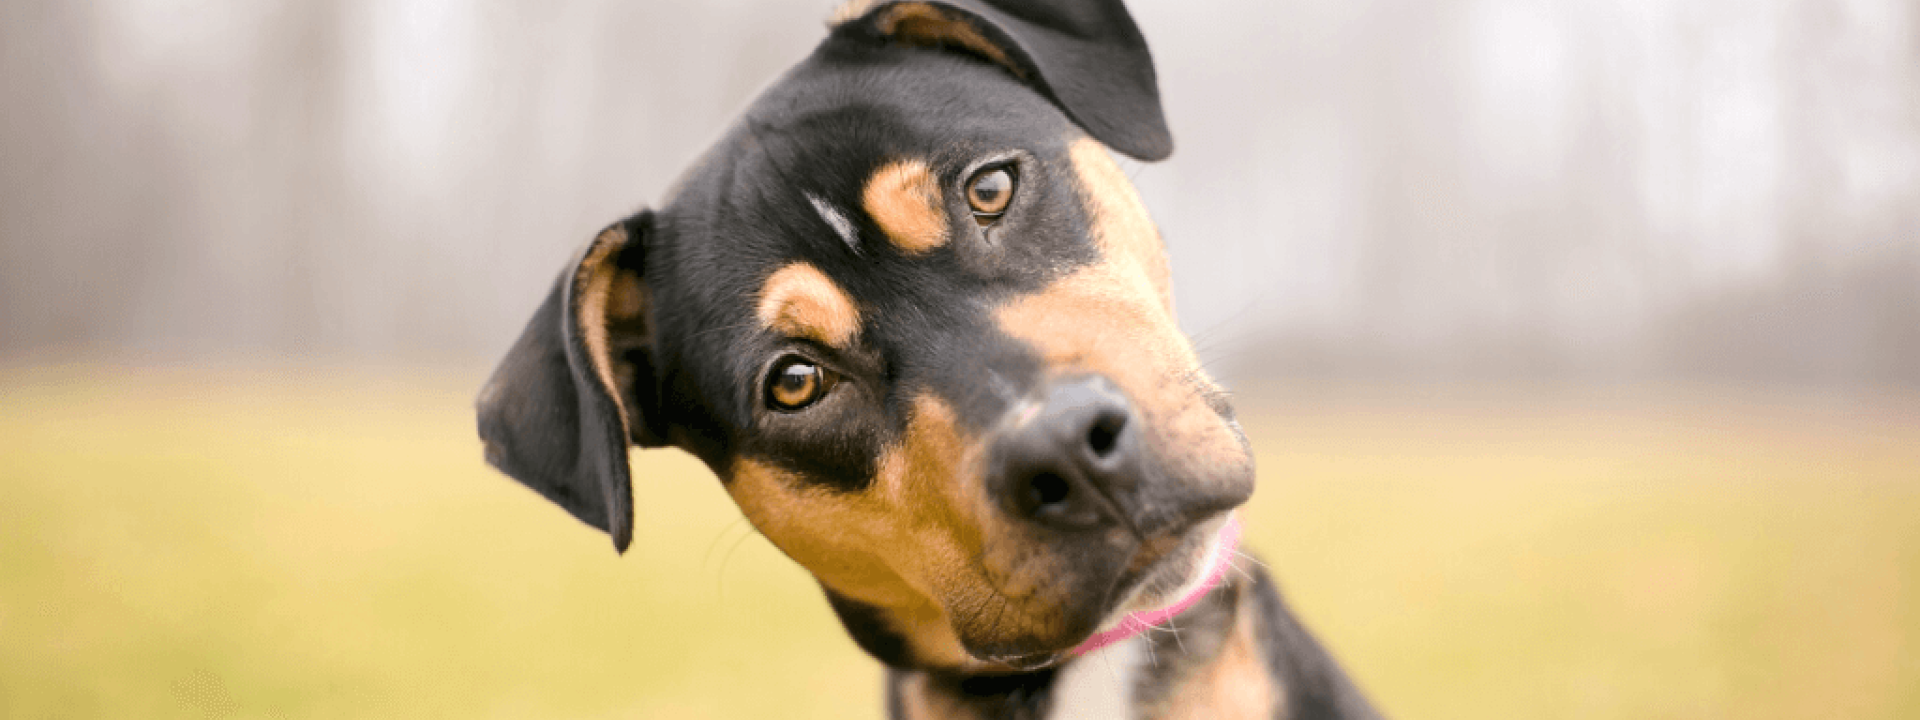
left=713, top=525, right=762, bottom=602
left=1231, top=549, right=1271, bottom=571
left=700, top=515, right=753, bottom=573
left=1165, top=615, right=1189, bottom=655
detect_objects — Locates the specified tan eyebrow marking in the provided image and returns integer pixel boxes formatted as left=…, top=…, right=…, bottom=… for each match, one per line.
left=863, top=158, right=949, bottom=254
left=757, top=262, right=862, bottom=347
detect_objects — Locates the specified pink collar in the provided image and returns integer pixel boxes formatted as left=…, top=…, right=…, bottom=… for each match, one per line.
left=1070, top=514, right=1243, bottom=656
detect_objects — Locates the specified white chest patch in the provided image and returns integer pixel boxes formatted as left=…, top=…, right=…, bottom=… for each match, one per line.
left=1046, top=636, right=1146, bottom=720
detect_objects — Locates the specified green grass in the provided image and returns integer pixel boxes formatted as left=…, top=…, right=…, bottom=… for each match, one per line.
left=1, top=367, right=1915, bottom=718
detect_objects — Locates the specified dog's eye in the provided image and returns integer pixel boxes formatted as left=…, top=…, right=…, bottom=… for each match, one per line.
left=967, top=166, right=1015, bottom=224
left=766, top=357, right=835, bottom=411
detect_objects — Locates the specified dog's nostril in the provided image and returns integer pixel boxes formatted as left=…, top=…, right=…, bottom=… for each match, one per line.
left=1029, top=472, right=1072, bottom=507
left=1086, top=413, right=1124, bottom=458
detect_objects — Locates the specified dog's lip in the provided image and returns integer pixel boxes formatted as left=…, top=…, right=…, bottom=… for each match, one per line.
left=1085, top=513, right=1237, bottom=632
left=978, top=650, right=1066, bottom=672
left=961, top=513, right=1238, bottom=670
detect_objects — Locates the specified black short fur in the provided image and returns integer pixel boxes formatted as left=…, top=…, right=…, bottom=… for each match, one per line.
left=474, top=1, right=1384, bottom=717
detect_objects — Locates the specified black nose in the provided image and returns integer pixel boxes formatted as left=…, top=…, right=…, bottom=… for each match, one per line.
left=991, top=375, right=1144, bottom=531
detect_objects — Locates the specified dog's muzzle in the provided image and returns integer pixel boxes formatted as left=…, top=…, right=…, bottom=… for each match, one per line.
left=987, top=374, right=1244, bottom=538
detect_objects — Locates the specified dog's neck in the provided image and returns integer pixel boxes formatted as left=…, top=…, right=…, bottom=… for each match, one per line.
left=886, top=561, right=1277, bottom=720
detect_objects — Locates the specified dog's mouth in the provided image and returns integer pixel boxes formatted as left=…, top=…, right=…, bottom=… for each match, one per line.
left=966, top=512, right=1240, bottom=670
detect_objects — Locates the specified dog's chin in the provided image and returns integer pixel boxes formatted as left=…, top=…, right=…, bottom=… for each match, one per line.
left=954, top=614, right=1097, bottom=672
left=1115, top=512, right=1236, bottom=611
left=960, top=512, right=1236, bottom=672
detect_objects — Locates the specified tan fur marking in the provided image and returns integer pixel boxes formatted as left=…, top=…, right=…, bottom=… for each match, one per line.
left=756, top=262, right=862, bottom=347
left=726, top=392, right=1086, bottom=672
left=725, top=395, right=1000, bottom=670
left=994, top=137, right=1247, bottom=490
left=863, top=159, right=949, bottom=254
left=827, top=0, right=881, bottom=26
left=729, top=457, right=916, bottom=604
left=871, top=3, right=1021, bottom=79
left=1070, top=137, right=1176, bottom=309
left=1161, top=577, right=1282, bottom=719
left=574, top=225, right=639, bottom=438
left=887, top=397, right=1069, bottom=663
left=997, top=262, right=1244, bottom=497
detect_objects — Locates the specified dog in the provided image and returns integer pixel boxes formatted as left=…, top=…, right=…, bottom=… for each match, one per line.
left=475, top=1, right=1383, bottom=717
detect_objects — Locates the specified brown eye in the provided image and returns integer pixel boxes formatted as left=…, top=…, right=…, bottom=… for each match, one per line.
left=767, top=357, right=834, bottom=411
left=967, top=166, right=1015, bottom=222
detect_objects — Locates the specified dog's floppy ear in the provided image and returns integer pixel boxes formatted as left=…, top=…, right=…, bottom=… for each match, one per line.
left=836, top=0, right=1173, bottom=161
left=475, top=211, right=665, bottom=553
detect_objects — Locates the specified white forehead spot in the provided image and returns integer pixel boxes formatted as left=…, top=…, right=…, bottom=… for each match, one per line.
left=807, top=192, right=860, bottom=254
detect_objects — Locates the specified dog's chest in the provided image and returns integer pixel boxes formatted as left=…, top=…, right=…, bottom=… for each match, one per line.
left=1044, top=636, right=1148, bottom=720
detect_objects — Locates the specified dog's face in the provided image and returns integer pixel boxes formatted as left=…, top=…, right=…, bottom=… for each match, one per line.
left=477, top=0, right=1253, bottom=671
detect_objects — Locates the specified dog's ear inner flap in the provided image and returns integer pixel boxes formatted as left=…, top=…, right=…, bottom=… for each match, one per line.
left=842, top=0, right=1173, bottom=161
left=475, top=211, right=660, bottom=553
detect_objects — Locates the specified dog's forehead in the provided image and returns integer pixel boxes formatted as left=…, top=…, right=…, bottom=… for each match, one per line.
left=658, top=53, right=1075, bottom=274
left=780, top=46, right=1076, bottom=158
left=648, top=45, right=1153, bottom=439
left=669, top=48, right=1074, bottom=209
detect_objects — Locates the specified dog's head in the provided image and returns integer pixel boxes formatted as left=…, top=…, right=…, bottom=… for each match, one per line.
left=476, top=0, right=1253, bottom=671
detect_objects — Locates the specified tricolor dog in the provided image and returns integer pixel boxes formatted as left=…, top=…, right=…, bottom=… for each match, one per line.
left=476, top=0, right=1383, bottom=717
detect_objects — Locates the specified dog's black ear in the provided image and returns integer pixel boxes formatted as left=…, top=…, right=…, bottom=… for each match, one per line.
left=836, top=0, right=1173, bottom=161
left=476, top=211, right=665, bottom=553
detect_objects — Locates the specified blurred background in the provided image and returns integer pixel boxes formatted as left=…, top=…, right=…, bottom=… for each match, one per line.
left=2, top=0, right=1915, bottom=717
